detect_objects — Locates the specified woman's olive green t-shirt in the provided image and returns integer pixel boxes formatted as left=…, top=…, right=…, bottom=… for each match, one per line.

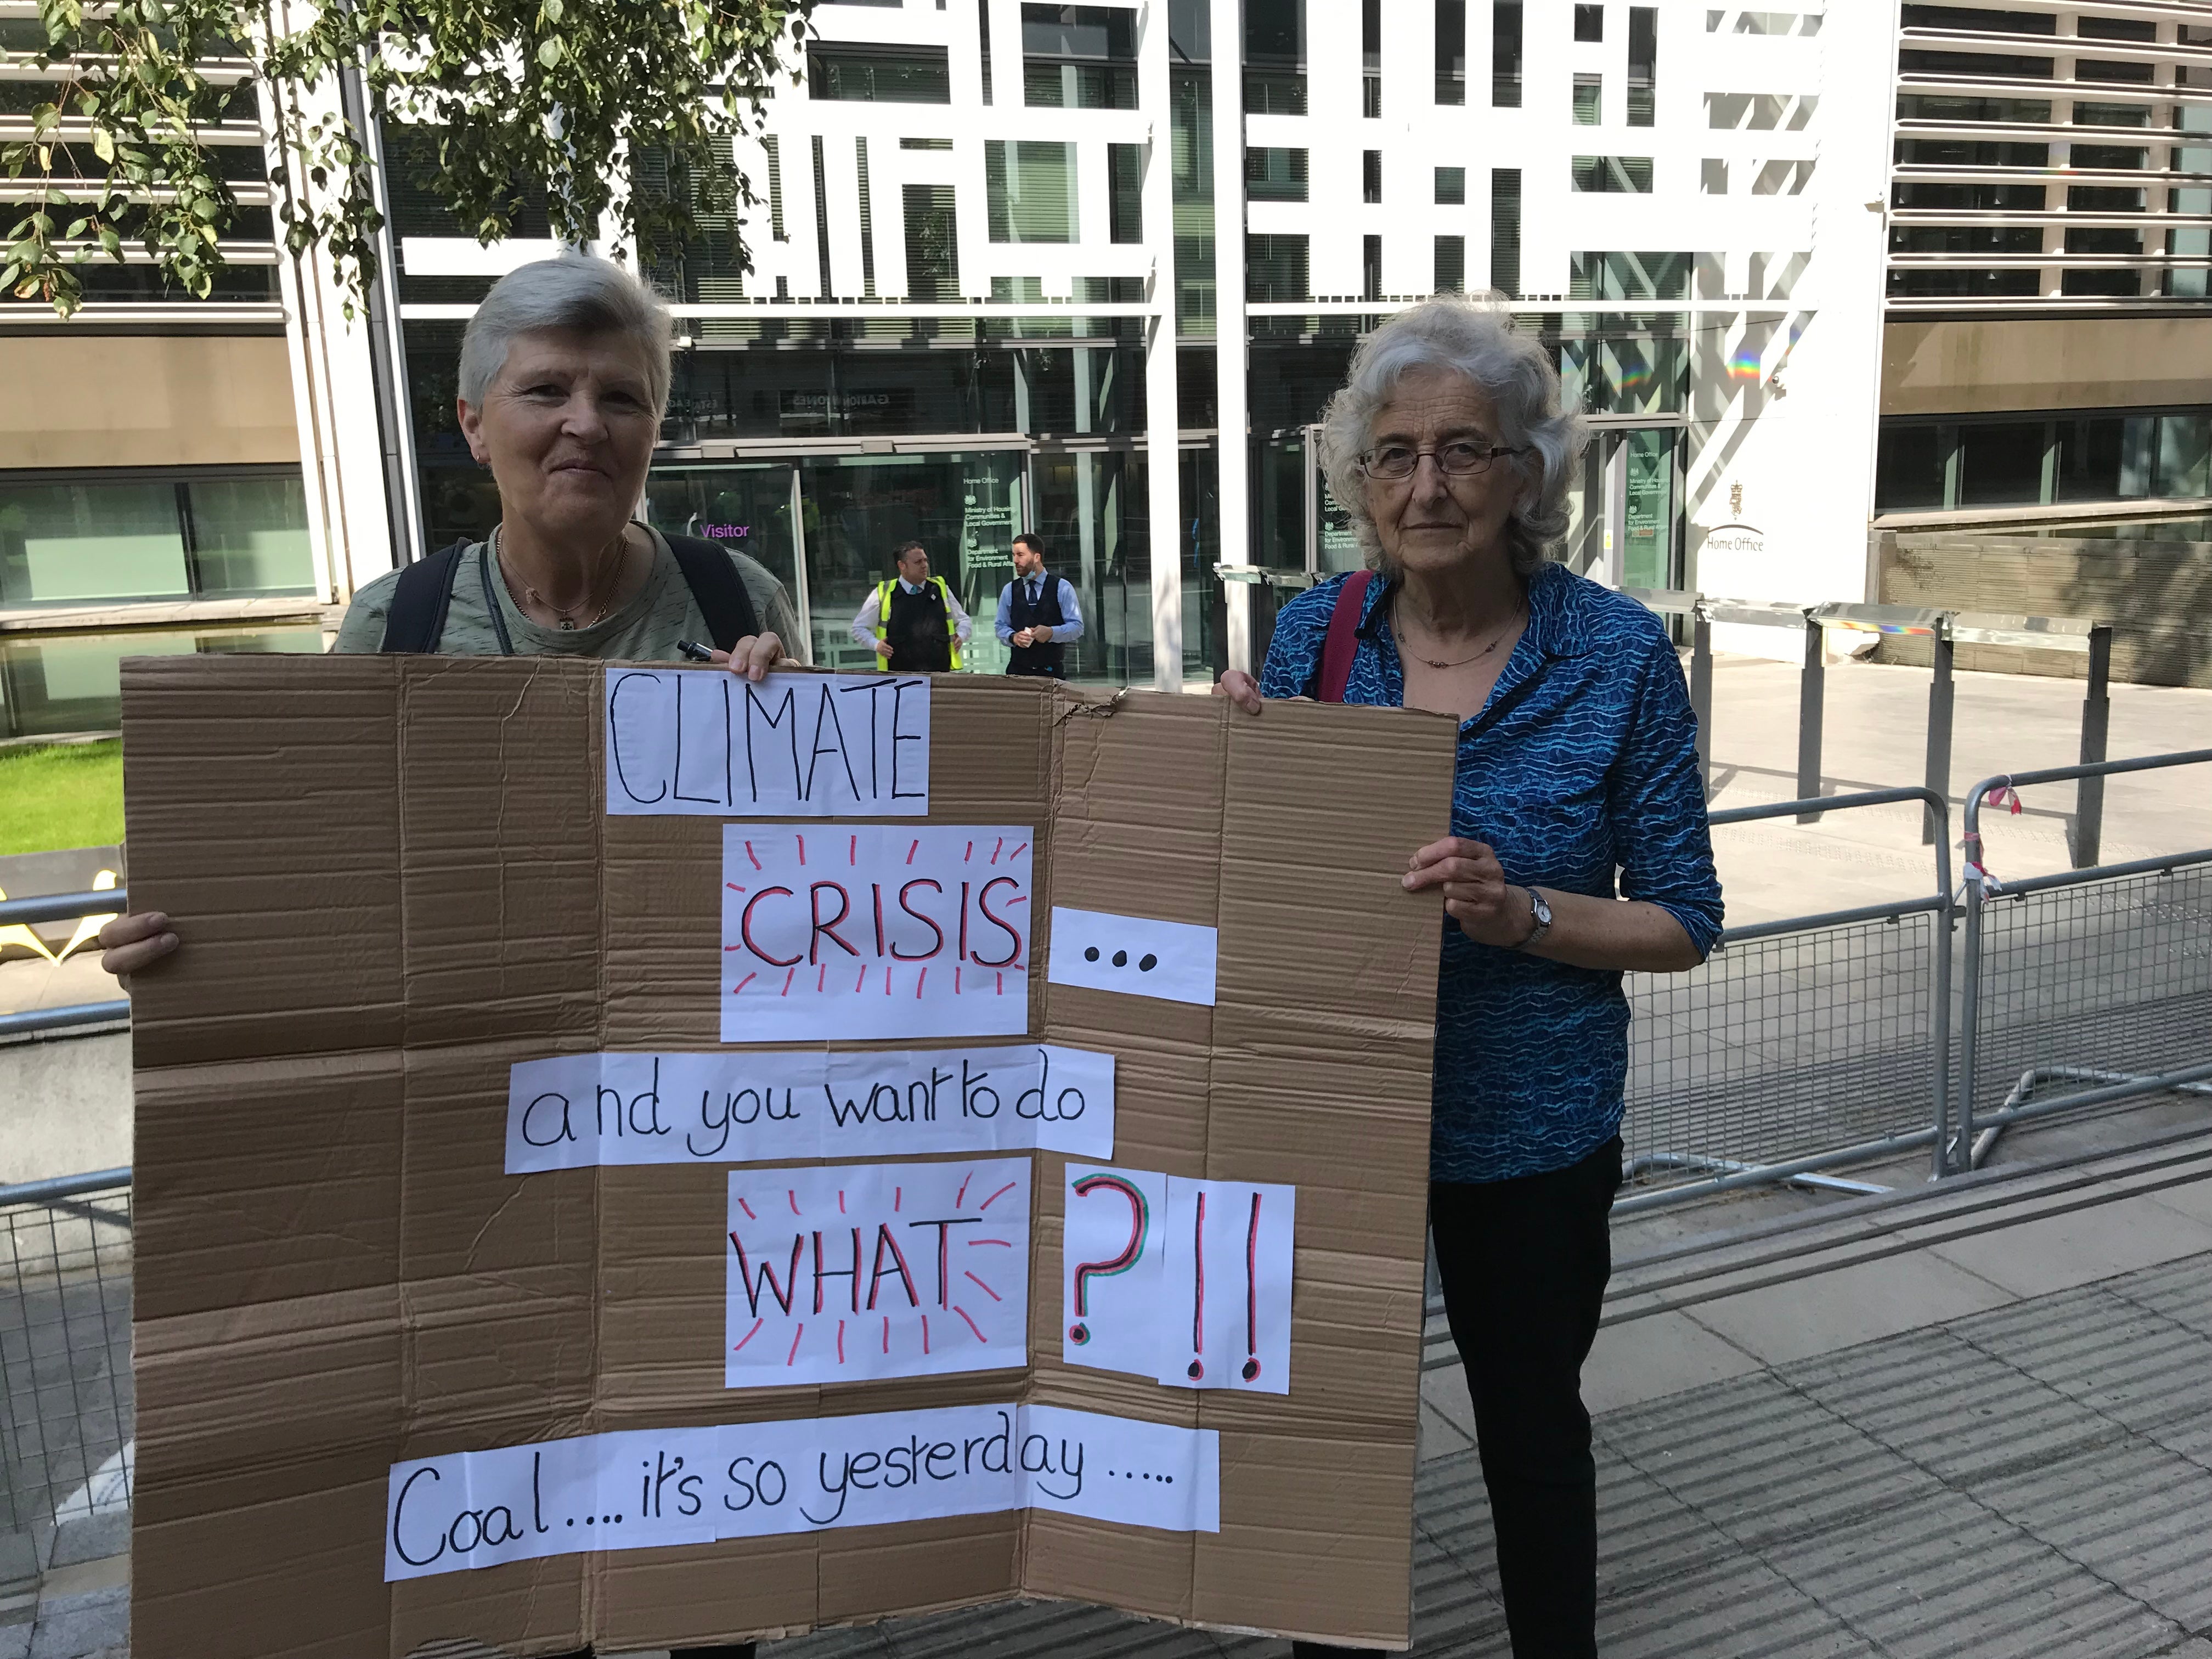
left=332, top=526, right=807, bottom=663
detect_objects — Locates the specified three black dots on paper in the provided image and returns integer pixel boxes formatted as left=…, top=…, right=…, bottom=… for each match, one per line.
left=1084, top=945, right=1158, bottom=972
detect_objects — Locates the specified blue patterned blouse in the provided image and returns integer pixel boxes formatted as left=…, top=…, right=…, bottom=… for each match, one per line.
left=1261, top=561, right=1724, bottom=1184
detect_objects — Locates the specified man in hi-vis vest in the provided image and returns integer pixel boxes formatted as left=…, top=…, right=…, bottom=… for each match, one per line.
left=849, top=541, right=972, bottom=672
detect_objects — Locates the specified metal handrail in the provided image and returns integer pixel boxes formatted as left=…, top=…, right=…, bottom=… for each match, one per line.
left=0, top=1168, right=131, bottom=1206
left=0, top=1002, right=131, bottom=1040
left=1636, top=785, right=1959, bottom=1200
left=1955, top=747, right=2212, bottom=1173
left=0, top=887, right=127, bottom=927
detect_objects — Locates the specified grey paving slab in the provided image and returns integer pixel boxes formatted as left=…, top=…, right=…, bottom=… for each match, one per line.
left=1584, top=1309, right=1764, bottom=1415
left=2105, top=1249, right=2212, bottom=1340
left=1972, top=1438, right=2212, bottom=1635
left=1760, top=1486, right=2191, bottom=1659
left=25, top=1584, right=125, bottom=1659
left=1947, top=1283, right=2212, bottom=1437
left=1418, top=1400, right=1474, bottom=1463
left=1599, top=1369, right=1945, bottom=1552
left=868, top=1599, right=1229, bottom=1659
left=1923, top=1195, right=2212, bottom=1299
left=1422, top=1356, right=1477, bottom=1448
left=1593, top=1553, right=1874, bottom=1659
left=1677, top=1251, right=2016, bottom=1367
left=1774, top=1326, right=2131, bottom=1488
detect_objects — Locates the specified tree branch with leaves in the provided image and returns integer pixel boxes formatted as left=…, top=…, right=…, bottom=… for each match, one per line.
left=2, top=0, right=812, bottom=317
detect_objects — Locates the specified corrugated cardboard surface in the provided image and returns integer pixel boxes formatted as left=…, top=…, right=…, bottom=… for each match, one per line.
left=123, top=657, right=1458, bottom=1658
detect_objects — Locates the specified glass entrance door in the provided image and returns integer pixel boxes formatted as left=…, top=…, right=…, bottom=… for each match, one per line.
left=795, top=452, right=1026, bottom=672
left=641, top=464, right=801, bottom=612
left=1620, top=427, right=1677, bottom=590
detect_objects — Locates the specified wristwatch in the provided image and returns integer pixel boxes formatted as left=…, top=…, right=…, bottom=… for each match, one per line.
left=1515, top=887, right=1553, bottom=951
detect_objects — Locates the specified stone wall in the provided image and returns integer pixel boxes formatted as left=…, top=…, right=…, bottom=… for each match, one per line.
left=1871, top=531, right=2212, bottom=689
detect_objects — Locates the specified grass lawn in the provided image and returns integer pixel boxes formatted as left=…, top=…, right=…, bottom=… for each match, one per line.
left=0, top=740, right=126, bottom=855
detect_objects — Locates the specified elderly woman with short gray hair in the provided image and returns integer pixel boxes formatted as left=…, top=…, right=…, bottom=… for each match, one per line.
left=1219, top=297, right=1722, bottom=1659
left=101, top=257, right=802, bottom=1015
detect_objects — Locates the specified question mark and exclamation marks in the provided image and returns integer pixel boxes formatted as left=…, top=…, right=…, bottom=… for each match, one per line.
left=1184, top=1189, right=1265, bottom=1384
left=1066, top=1173, right=1148, bottom=1344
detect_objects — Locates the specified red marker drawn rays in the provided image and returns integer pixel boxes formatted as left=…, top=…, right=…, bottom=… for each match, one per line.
left=737, top=1197, right=757, bottom=1221
left=726, top=883, right=747, bottom=892
left=731, top=1317, right=764, bottom=1353
left=744, top=841, right=762, bottom=871
left=953, top=1305, right=987, bottom=1342
left=787, top=1326, right=804, bottom=1365
left=979, top=1181, right=1018, bottom=1212
left=732, top=973, right=757, bottom=995
left=964, top=1269, right=1002, bottom=1302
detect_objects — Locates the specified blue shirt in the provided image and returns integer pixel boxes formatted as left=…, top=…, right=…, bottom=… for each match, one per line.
left=994, top=574, right=1086, bottom=644
left=1261, top=562, right=1724, bottom=1183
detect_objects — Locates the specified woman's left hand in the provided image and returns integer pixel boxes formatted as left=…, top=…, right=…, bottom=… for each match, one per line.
left=1403, top=837, right=1534, bottom=947
left=711, top=633, right=789, bottom=682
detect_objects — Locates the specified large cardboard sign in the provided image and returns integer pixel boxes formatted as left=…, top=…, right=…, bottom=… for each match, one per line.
left=123, top=659, right=1456, bottom=1657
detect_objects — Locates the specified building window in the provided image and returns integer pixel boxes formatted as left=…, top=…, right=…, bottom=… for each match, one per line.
left=811, top=135, right=834, bottom=295
left=901, top=185, right=961, bottom=298
left=1492, top=1, right=1523, bottom=106
left=1245, top=0, right=1306, bottom=115
left=1363, top=0, right=1381, bottom=116
left=1436, top=0, right=1466, bottom=105
left=1363, top=234, right=1383, bottom=301
left=1875, top=412, right=2212, bottom=510
left=985, top=140, right=1079, bottom=242
left=1718, top=9, right=1822, bottom=32
left=1247, top=233, right=1310, bottom=303
left=899, top=138, right=954, bottom=151
left=855, top=137, right=877, bottom=296
left=1627, top=7, right=1655, bottom=125
left=1435, top=234, right=1466, bottom=293
left=1108, top=143, right=1143, bottom=242
left=0, top=472, right=314, bottom=607
left=764, top=137, right=787, bottom=241
left=1246, top=146, right=1310, bottom=202
left=1753, top=159, right=1813, bottom=194
left=1435, top=166, right=1466, bottom=205
left=1573, top=74, right=1602, bottom=125
left=1572, top=156, right=1653, bottom=192
left=1702, top=159, right=1726, bottom=193
left=1022, top=4, right=1138, bottom=109
left=806, top=43, right=953, bottom=103
left=1363, top=150, right=1383, bottom=202
left=1490, top=168, right=1521, bottom=297
left=1574, top=4, right=1602, bottom=42
left=1707, top=91, right=1816, bottom=129
left=1570, top=250, right=1689, bottom=299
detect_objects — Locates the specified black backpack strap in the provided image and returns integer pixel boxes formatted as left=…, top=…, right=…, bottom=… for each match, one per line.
left=664, top=533, right=764, bottom=653
left=378, top=541, right=471, bottom=653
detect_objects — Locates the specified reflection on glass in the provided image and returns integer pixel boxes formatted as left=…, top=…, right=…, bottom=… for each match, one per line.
left=1621, top=428, right=1675, bottom=588
left=186, top=476, right=315, bottom=594
left=795, top=453, right=1025, bottom=673
left=0, top=625, right=322, bottom=740
left=1318, top=468, right=1364, bottom=574
left=0, top=482, right=189, bottom=605
left=642, top=465, right=801, bottom=628
left=1034, top=449, right=1153, bottom=684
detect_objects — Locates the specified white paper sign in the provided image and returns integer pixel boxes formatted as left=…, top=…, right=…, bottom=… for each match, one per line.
left=1061, top=1167, right=1296, bottom=1395
left=505, top=1046, right=1113, bottom=1172
left=727, top=1159, right=1030, bottom=1388
left=386, top=1403, right=1218, bottom=1581
left=1060, top=1165, right=1168, bottom=1377
left=605, top=669, right=929, bottom=816
left=1047, top=908, right=1218, bottom=1007
left=723, top=825, right=1033, bottom=1042
left=1156, top=1177, right=1296, bottom=1393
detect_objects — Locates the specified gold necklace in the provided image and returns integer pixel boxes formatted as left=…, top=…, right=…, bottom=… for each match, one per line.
left=1394, top=597, right=1526, bottom=670
left=496, top=526, right=629, bottom=630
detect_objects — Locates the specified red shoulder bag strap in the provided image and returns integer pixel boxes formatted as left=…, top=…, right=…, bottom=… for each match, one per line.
left=1317, top=569, right=1374, bottom=703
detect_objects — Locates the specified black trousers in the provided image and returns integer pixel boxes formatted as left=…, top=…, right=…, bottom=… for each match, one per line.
left=1294, top=1135, right=1621, bottom=1659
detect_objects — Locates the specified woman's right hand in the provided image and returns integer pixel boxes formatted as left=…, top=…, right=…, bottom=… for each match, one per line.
left=1213, top=670, right=1264, bottom=716
left=98, top=910, right=179, bottom=980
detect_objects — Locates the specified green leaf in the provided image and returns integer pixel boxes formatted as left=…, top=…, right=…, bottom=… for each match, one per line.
left=64, top=217, right=88, bottom=238
left=91, top=126, right=115, bottom=163
left=537, top=35, right=563, bottom=66
left=30, top=104, right=60, bottom=137
left=540, top=0, right=563, bottom=21
left=97, top=225, right=120, bottom=258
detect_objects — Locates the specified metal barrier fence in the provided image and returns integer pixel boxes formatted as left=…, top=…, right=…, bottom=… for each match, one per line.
left=0, top=1171, right=133, bottom=1573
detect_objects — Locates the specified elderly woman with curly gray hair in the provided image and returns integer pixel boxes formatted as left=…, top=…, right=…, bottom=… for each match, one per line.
left=1220, top=296, right=1723, bottom=1659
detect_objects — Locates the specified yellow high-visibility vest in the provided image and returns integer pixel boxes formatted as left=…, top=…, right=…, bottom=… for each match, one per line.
left=873, top=577, right=963, bottom=671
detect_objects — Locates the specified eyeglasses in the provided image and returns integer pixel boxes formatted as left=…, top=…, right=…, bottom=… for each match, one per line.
left=1357, top=440, right=1531, bottom=481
